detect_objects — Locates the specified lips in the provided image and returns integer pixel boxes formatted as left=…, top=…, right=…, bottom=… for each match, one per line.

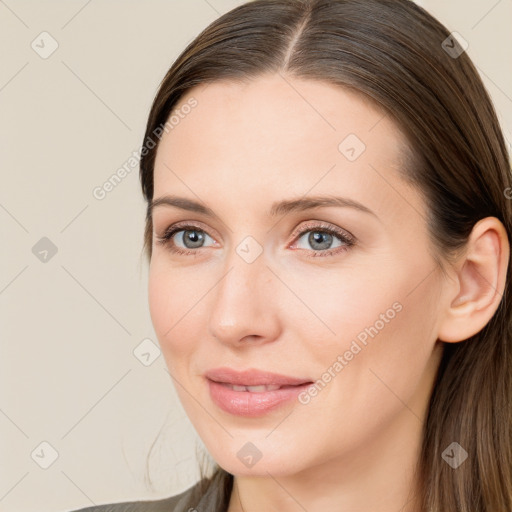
left=207, top=378, right=314, bottom=417
left=205, top=367, right=313, bottom=388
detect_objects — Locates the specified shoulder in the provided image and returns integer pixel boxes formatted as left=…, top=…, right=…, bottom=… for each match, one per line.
left=66, top=468, right=233, bottom=512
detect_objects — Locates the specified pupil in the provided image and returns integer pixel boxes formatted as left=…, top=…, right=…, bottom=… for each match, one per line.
left=185, top=230, right=204, bottom=248
left=310, top=231, right=332, bottom=250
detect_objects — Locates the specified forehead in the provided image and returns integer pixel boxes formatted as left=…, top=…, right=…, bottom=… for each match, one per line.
left=152, top=74, right=414, bottom=217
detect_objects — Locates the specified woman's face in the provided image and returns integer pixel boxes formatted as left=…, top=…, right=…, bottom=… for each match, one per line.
left=148, top=74, right=447, bottom=477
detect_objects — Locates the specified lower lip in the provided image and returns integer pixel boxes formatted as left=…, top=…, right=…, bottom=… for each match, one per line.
left=207, top=379, right=312, bottom=417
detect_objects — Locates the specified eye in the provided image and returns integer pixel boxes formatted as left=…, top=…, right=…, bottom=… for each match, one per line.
left=155, top=223, right=216, bottom=256
left=290, top=221, right=355, bottom=257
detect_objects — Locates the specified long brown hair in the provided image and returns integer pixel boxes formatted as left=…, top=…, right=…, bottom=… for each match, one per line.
left=139, top=1, right=512, bottom=510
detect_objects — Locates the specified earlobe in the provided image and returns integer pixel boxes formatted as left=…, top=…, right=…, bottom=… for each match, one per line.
left=437, top=217, right=510, bottom=343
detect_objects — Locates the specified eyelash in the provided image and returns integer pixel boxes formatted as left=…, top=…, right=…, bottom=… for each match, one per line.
left=155, top=221, right=356, bottom=258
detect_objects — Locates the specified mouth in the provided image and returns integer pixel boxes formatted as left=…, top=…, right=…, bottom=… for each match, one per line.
left=209, top=381, right=312, bottom=392
left=204, top=367, right=313, bottom=388
left=205, top=376, right=315, bottom=417
left=204, top=367, right=314, bottom=416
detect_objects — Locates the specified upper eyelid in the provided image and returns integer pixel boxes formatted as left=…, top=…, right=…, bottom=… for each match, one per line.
left=161, top=220, right=218, bottom=240
left=293, top=220, right=355, bottom=243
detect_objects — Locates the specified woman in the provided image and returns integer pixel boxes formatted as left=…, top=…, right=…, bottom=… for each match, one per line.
left=72, top=0, right=512, bottom=510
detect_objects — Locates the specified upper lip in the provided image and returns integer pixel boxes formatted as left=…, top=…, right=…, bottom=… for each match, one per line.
left=205, top=367, right=313, bottom=387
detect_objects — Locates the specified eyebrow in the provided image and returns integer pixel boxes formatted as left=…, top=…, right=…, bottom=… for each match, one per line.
left=148, top=194, right=378, bottom=220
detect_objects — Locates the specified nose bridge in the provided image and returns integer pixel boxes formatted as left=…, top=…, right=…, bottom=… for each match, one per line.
left=208, top=241, right=278, bottom=344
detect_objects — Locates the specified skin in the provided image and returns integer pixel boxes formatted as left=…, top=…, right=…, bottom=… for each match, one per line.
left=147, top=74, right=509, bottom=512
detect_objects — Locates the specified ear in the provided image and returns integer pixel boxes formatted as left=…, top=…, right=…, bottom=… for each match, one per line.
left=437, top=217, right=510, bottom=343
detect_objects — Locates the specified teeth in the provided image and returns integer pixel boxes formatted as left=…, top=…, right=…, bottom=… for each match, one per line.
left=226, top=384, right=281, bottom=392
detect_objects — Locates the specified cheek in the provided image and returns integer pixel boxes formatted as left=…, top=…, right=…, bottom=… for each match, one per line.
left=148, top=261, right=201, bottom=365
left=323, top=272, right=438, bottom=420
left=148, top=263, right=170, bottom=342
left=288, top=257, right=440, bottom=401
left=290, top=248, right=437, bottom=344
left=279, top=259, right=410, bottom=354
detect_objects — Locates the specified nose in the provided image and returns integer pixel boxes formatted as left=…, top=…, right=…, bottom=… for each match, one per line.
left=208, top=249, right=282, bottom=347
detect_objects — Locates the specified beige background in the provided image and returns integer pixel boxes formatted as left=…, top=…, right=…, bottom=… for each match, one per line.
left=1, top=1, right=510, bottom=511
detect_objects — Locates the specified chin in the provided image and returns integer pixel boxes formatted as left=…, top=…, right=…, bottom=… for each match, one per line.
left=205, top=438, right=309, bottom=478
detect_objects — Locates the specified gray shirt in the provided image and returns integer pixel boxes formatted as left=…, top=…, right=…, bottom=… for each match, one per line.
left=68, top=468, right=233, bottom=512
